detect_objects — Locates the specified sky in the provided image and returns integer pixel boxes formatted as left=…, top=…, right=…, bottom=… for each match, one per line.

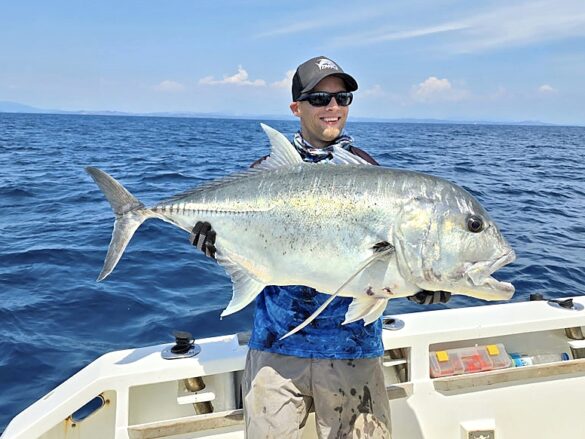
left=1, top=0, right=585, bottom=125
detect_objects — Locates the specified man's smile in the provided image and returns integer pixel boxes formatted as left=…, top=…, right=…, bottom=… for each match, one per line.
left=321, top=116, right=341, bottom=126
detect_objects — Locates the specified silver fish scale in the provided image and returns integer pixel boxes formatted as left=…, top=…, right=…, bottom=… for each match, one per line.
left=150, top=164, right=479, bottom=297
left=155, top=164, right=469, bottom=216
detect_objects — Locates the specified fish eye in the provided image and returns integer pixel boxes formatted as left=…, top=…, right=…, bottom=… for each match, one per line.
left=466, top=214, right=484, bottom=233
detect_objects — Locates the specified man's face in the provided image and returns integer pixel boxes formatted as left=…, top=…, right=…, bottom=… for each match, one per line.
left=290, top=76, right=349, bottom=148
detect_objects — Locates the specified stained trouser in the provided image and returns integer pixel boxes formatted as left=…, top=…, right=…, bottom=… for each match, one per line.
left=242, top=349, right=392, bottom=438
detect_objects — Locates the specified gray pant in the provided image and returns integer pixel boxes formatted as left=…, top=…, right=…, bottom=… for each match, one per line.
left=242, top=349, right=392, bottom=439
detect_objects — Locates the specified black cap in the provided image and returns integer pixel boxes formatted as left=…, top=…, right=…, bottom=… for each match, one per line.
left=292, top=56, right=358, bottom=101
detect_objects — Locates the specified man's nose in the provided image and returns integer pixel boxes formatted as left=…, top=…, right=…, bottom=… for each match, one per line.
left=325, top=97, right=340, bottom=109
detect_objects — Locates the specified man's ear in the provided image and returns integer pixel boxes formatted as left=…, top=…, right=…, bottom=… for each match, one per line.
left=290, top=101, right=301, bottom=117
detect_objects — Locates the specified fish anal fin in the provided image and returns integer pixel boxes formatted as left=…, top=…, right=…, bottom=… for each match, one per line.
left=343, top=297, right=389, bottom=325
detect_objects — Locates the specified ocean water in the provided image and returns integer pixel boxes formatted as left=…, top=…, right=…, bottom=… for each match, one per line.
left=1, top=112, right=584, bottom=430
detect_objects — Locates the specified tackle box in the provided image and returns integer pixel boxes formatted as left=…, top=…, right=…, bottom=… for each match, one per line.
left=430, top=343, right=513, bottom=378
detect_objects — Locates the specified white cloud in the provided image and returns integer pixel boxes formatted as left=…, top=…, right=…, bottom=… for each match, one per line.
left=332, top=22, right=470, bottom=46
left=271, top=70, right=295, bottom=89
left=255, top=8, right=384, bottom=38
left=199, top=66, right=266, bottom=87
left=330, top=0, right=585, bottom=54
left=362, top=84, right=385, bottom=97
left=538, top=84, right=556, bottom=94
left=154, top=80, right=185, bottom=92
left=255, top=20, right=328, bottom=39
left=412, top=76, right=469, bottom=102
left=449, top=0, right=585, bottom=53
left=483, top=85, right=514, bottom=101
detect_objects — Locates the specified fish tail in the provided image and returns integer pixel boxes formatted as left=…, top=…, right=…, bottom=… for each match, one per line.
left=86, top=166, right=155, bottom=281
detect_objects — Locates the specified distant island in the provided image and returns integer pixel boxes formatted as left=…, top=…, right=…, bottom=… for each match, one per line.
left=0, top=100, right=562, bottom=127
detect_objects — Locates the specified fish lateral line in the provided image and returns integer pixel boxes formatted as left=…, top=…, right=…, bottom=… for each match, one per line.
left=154, top=204, right=274, bottom=215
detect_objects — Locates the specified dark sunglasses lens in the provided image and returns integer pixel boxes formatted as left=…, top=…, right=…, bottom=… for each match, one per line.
left=335, top=92, right=352, bottom=106
left=304, top=92, right=353, bottom=107
left=307, top=93, right=331, bottom=106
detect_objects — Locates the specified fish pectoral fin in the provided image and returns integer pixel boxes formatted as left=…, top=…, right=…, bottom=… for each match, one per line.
left=279, top=248, right=395, bottom=340
left=216, top=253, right=266, bottom=317
left=257, top=124, right=304, bottom=170
left=343, top=297, right=389, bottom=325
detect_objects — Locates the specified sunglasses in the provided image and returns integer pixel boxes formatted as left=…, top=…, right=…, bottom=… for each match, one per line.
left=297, top=91, right=353, bottom=107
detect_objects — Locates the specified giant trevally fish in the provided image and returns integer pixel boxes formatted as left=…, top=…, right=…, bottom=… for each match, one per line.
left=86, top=124, right=515, bottom=338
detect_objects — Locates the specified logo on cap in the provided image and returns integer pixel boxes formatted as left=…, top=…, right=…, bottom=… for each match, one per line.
left=315, top=59, right=339, bottom=71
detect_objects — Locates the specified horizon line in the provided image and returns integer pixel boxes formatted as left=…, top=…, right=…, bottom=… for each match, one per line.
left=0, top=101, right=582, bottom=128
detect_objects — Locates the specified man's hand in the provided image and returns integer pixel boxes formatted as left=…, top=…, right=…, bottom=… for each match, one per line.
left=189, top=221, right=216, bottom=259
left=407, top=291, right=451, bottom=305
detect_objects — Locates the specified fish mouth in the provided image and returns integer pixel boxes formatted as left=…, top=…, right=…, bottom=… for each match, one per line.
left=465, top=250, right=516, bottom=300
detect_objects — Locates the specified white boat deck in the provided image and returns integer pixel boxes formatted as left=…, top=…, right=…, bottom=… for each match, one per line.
left=4, top=296, right=585, bottom=438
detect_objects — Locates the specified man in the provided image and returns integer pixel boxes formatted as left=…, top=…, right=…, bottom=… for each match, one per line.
left=190, top=56, right=450, bottom=438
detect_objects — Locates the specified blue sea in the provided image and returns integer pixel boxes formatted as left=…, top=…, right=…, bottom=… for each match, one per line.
left=1, top=112, right=584, bottom=430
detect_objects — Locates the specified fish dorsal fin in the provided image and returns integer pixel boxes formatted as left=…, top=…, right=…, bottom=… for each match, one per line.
left=257, top=123, right=304, bottom=170
left=216, top=250, right=266, bottom=317
left=331, top=145, right=372, bottom=165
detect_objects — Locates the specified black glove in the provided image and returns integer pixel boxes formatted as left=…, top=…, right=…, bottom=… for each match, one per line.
left=407, top=290, right=451, bottom=305
left=189, top=221, right=217, bottom=259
